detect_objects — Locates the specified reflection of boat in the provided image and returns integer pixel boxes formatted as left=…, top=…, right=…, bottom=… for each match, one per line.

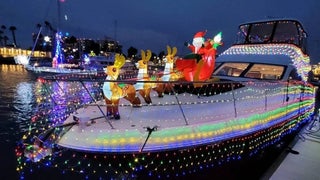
left=17, top=19, right=315, bottom=179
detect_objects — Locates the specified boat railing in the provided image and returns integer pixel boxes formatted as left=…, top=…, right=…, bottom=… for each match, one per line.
left=29, top=72, right=315, bottom=134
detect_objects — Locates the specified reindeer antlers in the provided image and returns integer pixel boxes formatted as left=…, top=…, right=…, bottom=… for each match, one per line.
left=114, top=53, right=126, bottom=69
left=166, top=45, right=177, bottom=56
left=141, top=49, right=152, bottom=62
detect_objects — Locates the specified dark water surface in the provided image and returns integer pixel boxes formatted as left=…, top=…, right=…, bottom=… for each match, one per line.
left=0, top=65, right=38, bottom=179
left=0, top=64, right=294, bottom=180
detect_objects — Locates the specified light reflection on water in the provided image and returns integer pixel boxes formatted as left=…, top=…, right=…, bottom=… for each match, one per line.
left=13, top=82, right=36, bottom=131
left=0, top=65, right=101, bottom=179
left=0, top=64, right=39, bottom=179
left=0, top=65, right=38, bottom=136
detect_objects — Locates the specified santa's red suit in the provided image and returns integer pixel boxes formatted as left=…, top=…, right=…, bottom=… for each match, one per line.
left=177, top=30, right=220, bottom=81
left=188, top=31, right=207, bottom=54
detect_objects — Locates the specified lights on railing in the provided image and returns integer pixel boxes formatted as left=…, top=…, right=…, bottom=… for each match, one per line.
left=17, top=76, right=314, bottom=179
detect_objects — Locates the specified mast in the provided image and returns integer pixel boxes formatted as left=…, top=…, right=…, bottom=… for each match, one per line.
left=53, top=0, right=64, bottom=64
left=114, top=20, right=117, bottom=42
left=57, top=0, right=61, bottom=32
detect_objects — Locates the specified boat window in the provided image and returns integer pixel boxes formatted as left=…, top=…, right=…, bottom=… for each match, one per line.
left=244, top=64, right=284, bottom=80
left=214, top=63, right=250, bottom=77
left=235, top=20, right=307, bottom=52
left=236, top=25, right=249, bottom=44
left=248, top=22, right=274, bottom=43
left=215, top=62, right=222, bottom=70
left=273, top=21, right=299, bottom=44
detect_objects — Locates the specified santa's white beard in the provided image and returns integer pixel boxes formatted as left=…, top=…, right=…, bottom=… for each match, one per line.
left=192, top=38, right=204, bottom=53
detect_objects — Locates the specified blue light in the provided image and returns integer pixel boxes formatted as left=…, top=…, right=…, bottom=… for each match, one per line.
left=53, top=32, right=64, bottom=64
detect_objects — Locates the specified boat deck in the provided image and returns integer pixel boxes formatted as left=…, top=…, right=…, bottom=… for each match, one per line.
left=56, top=83, right=311, bottom=153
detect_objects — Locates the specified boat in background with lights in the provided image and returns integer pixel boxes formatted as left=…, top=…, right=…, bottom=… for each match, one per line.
left=16, top=19, right=315, bottom=179
left=14, top=30, right=100, bottom=75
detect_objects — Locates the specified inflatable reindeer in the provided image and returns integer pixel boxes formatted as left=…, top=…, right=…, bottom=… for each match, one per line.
left=102, top=54, right=141, bottom=119
left=155, top=46, right=183, bottom=96
left=161, top=46, right=181, bottom=81
left=134, top=50, right=158, bottom=103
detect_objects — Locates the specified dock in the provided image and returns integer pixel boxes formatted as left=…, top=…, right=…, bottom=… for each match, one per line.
left=262, top=118, right=320, bottom=180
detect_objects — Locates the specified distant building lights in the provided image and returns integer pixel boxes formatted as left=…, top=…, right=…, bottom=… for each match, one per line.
left=44, top=36, right=51, bottom=42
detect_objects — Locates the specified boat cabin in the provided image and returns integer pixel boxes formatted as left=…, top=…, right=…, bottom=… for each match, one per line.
left=235, top=19, right=308, bottom=53
left=214, top=19, right=310, bottom=82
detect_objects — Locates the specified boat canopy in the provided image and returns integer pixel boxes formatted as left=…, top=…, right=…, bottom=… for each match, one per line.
left=235, top=19, right=308, bottom=54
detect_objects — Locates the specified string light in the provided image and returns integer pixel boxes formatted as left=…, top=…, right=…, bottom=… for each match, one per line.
left=16, top=63, right=314, bottom=179
left=220, top=44, right=311, bottom=82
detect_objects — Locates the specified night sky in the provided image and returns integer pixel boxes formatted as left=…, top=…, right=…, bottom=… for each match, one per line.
left=1, top=0, right=319, bottom=62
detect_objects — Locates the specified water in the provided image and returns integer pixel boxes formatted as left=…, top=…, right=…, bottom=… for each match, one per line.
left=0, top=65, right=38, bottom=179
left=0, top=64, right=297, bottom=180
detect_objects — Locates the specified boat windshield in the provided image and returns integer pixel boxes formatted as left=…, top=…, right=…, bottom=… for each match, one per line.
left=214, top=62, right=284, bottom=80
left=235, top=20, right=307, bottom=53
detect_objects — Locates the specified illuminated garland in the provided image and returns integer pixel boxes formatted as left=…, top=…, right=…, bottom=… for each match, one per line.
left=56, top=99, right=313, bottom=152
left=220, top=44, right=311, bottom=82
left=16, top=74, right=315, bottom=179
left=17, top=109, right=312, bottom=179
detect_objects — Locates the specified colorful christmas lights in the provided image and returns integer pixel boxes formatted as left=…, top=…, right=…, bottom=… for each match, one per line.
left=16, top=74, right=314, bottom=179
left=220, top=44, right=311, bottom=82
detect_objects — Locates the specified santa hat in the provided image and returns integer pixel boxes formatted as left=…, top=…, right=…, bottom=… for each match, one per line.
left=193, top=30, right=207, bottom=39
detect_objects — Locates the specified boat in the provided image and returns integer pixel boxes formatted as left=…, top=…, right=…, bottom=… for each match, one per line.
left=14, top=30, right=100, bottom=75
left=17, top=19, right=315, bottom=179
left=83, top=54, right=115, bottom=66
left=13, top=0, right=102, bottom=75
left=14, top=34, right=121, bottom=75
left=15, top=55, right=99, bottom=74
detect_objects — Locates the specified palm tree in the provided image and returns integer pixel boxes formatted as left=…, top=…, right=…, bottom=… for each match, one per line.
left=127, top=46, right=138, bottom=60
left=1, top=25, right=6, bottom=32
left=9, top=26, right=17, bottom=47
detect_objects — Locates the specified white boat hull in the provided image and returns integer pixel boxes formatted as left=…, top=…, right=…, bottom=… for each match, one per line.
left=56, top=81, right=314, bottom=153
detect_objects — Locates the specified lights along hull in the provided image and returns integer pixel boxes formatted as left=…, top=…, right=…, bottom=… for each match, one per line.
left=56, top=82, right=313, bottom=154
left=18, top=80, right=313, bottom=179
left=17, top=19, right=315, bottom=179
